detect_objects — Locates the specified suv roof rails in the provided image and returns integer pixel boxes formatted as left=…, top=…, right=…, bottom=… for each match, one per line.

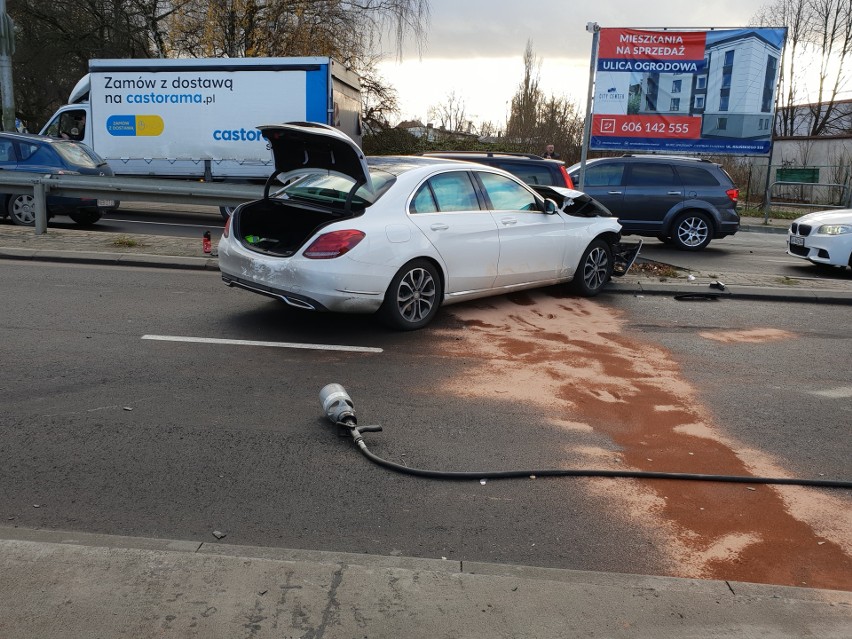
left=620, top=153, right=713, bottom=163
left=422, top=151, right=547, bottom=160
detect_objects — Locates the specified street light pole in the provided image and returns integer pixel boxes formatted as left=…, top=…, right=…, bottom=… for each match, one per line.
left=0, top=0, right=15, bottom=132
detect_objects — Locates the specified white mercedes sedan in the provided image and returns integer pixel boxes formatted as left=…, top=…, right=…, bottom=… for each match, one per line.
left=218, top=123, right=639, bottom=330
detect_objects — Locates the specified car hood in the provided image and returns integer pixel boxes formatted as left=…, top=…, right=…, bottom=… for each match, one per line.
left=259, top=122, right=373, bottom=194
left=793, top=209, right=852, bottom=226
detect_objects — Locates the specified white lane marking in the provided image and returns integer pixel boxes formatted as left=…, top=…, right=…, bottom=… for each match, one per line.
left=142, top=334, right=383, bottom=353
left=810, top=386, right=852, bottom=399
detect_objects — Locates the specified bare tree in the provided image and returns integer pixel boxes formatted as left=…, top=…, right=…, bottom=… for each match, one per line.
left=427, top=90, right=468, bottom=132
left=505, top=40, right=584, bottom=160
left=506, top=39, right=542, bottom=146
left=753, top=0, right=852, bottom=136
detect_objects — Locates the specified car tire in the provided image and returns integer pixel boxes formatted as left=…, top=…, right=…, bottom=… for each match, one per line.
left=379, top=259, right=442, bottom=331
left=672, top=211, right=712, bottom=251
left=69, top=210, right=102, bottom=226
left=7, top=194, right=37, bottom=226
left=220, top=206, right=235, bottom=220
left=571, top=239, right=613, bottom=297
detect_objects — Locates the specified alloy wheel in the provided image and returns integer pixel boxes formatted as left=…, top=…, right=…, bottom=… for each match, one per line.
left=582, top=245, right=610, bottom=291
left=676, top=215, right=710, bottom=248
left=396, top=267, right=437, bottom=324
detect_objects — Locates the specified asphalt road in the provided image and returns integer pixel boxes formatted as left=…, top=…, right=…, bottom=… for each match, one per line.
left=1, top=261, right=849, bottom=587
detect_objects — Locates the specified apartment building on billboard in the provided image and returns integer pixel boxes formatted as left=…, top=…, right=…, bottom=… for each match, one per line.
left=700, top=31, right=781, bottom=139
left=634, top=30, right=781, bottom=140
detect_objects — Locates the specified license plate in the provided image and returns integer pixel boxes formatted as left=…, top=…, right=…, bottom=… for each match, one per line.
left=97, top=199, right=115, bottom=207
left=790, top=236, right=805, bottom=246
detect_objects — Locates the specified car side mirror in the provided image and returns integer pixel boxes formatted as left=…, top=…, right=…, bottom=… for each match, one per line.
left=544, top=198, right=558, bottom=214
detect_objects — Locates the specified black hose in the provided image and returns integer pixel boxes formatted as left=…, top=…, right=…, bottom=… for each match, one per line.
left=345, top=425, right=852, bottom=490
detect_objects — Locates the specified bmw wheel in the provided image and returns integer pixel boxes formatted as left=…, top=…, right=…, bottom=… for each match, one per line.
left=8, top=194, right=37, bottom=226
left=571, top=239, right=612, bottom=297
left=379, top=259, right=442, bottom=330
left=672, top=211, right=712, bottom=251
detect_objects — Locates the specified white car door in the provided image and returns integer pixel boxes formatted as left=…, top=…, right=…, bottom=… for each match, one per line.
left=476, top=171, right=566, bottom=287
left=407, top=170, right=500, bottom=294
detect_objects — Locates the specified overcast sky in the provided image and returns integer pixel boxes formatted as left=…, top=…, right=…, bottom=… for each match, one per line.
left=377, top=0, right=775, bottom=126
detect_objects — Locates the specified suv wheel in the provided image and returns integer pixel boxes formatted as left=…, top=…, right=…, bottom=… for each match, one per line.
left=8, top=194, right=37, bottom=226
left=672, top=211, right=712, bottom=251
left=571, top=239, right=612, bottom=297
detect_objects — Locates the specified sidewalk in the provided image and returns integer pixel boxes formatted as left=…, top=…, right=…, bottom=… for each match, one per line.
left=1, top=527, right=849, bottom=639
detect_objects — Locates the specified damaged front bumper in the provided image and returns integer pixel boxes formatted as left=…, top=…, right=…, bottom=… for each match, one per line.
left=611, top=240, right=643, bottom=277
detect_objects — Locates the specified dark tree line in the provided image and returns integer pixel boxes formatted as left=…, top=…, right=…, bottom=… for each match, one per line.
left=8, top=0, right=428, bottom=130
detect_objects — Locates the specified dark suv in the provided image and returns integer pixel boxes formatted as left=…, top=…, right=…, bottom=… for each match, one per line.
left=566, top=155, right=739, bottom=250
left=422, top=151, right=574, bottom=189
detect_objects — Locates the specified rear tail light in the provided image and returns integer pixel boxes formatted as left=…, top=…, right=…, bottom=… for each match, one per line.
left=223, top=215, right=231, bottom=238
left=560, top=166, right=575, bottom=189
left=303, top=230, right=365, bottom=259
left=726, top=188, right=739, bottom=204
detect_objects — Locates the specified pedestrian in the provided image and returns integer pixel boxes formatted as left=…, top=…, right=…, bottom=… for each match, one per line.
left=542, top=144, right=560, bottom=159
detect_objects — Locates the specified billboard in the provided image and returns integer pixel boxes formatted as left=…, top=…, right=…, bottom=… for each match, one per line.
left=591, top=28, right=787, bottom=155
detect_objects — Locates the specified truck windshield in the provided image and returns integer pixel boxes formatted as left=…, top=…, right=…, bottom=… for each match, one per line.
left=281, top=169, right=395, bottom=207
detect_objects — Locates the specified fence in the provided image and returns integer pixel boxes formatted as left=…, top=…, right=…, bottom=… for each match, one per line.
left=0, top=172, right=265, bottom=234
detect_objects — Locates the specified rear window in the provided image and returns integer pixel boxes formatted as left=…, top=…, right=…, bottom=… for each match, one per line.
left=282, top=169, right=396, bottom=207
left=627, top=163, right=677, bottom=187
left=675, top=165, right=721, bottom=186
left=490, top=161, right=556, bottom=186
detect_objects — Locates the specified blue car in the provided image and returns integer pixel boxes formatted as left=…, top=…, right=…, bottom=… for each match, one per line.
left=0, top=131, right=118, bottom=226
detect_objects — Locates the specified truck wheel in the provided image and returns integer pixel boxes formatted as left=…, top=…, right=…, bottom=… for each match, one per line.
left=571, top=239, right=612, bottom=297
left=672, top=211, right=712, bottom=251
left=8, top=194, right=37, bottom=226
left=379, top=259, right=442, bottom=330
left=69, top=210, right=102, bottom=226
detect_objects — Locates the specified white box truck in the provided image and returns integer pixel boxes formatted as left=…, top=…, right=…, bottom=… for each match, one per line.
left=40, top=57, right=361, bottom=187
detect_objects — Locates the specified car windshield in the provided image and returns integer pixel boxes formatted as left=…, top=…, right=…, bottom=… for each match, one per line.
left=280, top=169, right=396, bottom=207
left=53, top=141, right=103, bottom=169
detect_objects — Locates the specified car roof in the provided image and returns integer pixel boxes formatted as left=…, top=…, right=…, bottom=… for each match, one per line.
left=0, top=131, right=58, bottom=144
left=423, top=151, right=548, bottom=161
left=585, top=154, right=716, bottom=165
left=366, top=155, right=469, bottom=175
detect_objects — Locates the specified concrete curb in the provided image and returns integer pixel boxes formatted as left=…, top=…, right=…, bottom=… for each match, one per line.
left=0, top=246, right=218, bottom=270
left=607, top=280, right=852, bottom=305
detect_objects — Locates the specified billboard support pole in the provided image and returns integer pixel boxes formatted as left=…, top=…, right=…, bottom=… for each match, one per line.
left=578, top=22, right=600, bottom=191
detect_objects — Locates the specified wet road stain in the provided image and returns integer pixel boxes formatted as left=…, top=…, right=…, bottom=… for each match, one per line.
left=440, top=292, right=851, bottom=590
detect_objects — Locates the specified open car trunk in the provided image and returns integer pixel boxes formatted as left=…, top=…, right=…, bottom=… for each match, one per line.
left=235, top=198, right=358, bottom=257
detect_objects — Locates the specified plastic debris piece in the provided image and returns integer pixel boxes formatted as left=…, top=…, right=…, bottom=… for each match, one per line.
left=687, top=274, right=696, bottom=281
left=746, top=487, right=756, bottom=491
left=709, top=280, right=726, bottom=291
left=123, top=407, right=133, bottom=411
left=212, top=530, right=226, bottom=539
left=529, top=475, right=536, bottom=480
left=33, top=504, right=40, bottom=508
left=479, top=478, right=487, bottom=485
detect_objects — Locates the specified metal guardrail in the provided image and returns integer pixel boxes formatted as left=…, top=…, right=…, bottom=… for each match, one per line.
left=0, top=172, right=265, bottom=234
left=763, top=180, right=852, bottom=222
